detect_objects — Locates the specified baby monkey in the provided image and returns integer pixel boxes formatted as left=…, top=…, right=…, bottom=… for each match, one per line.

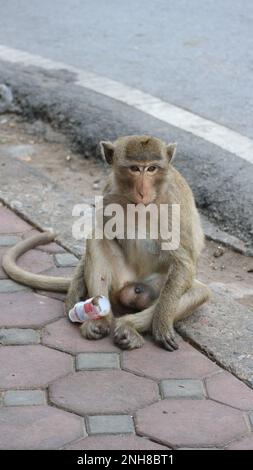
left=115, top=277, right=164, bottom=315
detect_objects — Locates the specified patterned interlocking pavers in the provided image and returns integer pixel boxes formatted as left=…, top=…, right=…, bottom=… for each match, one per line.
left=87, top=415, right=134, bottom=434
left=0, top=345, right=73, bottom=389
left=160, top=379, right=205, bottom=399
left=0, top=235, right=20, bottom=247
left=122, top=337, right=219, bottom=380
left=0, top=279, right=28, bottom=293
left=0, top=328, right=40, bottom=345
left=0, top=248, right=8, bottom=278
left=76, top=352, right=120, bottom=370
left=16, top=249, right=54, bottom=274
left=0, top=206, right=31, bottom=233
left=54, top=253, right=79, bottom=267
left=1, top=209, right=253, bottom=450
left=226, top=435, right=253, bottom=450
left=0, top=406, right=85, bottom=450
left=206, top=371, right=253, bottom=410
left=64, top=435, right=169, bottom=450
left=0, top=291, right=64, bottom=327
left=49, top=370, right=159, bottom=415
left=42, top=317, right=119, bottom=353
left=135, top=399, right=248, bottom=448
left=3, top=390, right=46, bottom=406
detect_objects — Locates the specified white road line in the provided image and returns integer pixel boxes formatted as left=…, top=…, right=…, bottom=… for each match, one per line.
left=0, top=44, right=253, bottom=165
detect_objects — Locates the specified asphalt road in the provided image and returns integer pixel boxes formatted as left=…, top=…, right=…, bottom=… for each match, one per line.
left=0, top=0, right=253, bottom=138
left=0, top=0, right=252, bottom=245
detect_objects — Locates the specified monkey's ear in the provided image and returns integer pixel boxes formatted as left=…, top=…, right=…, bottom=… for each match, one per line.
left=166, top=143, right=177, bottom=162
left=100, top=141, right=115, bottom=164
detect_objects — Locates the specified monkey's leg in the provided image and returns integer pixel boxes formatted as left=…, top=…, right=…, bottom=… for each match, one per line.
left=114, top=280, right=210, bottom=350
left=80, top=239, right=129, bottom=341
left=114, top=303, right=157, bottom=350
left=153, top=279, right=210, bottom=351
left=65, top=255, right=87, bottom=313
left=174, top=280, right=210, bottom=321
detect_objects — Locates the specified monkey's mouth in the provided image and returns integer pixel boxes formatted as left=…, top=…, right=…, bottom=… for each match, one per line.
left=131, top=199, right=156, bottom=206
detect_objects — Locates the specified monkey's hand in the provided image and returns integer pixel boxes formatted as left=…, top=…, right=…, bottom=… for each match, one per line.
left=152, top=310, right=179, bottom=351
left=114, top=322, right=144, bottom=350
left=80, top=318, right=110, bottom=340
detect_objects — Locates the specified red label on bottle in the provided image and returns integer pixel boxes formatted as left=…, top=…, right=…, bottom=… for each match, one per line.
left=84, top=302, right=94, bottom=314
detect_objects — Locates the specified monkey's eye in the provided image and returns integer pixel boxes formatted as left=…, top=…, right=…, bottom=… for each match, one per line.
left=129, top=165, right=140, bottom=173
left=147, top=166, right=157, bottom=173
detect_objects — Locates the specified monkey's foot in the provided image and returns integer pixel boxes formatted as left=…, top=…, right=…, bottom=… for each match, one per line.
left=152, top=322, right=179, bottom=351
left=80, top=318, right=110, bottom=340
left=114, top=323, right=144, bottom=350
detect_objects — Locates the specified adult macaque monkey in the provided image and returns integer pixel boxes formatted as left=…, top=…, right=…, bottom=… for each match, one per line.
left=3, top=135, right=210, bottom=350
left=66, top=134, right=210, bottom=350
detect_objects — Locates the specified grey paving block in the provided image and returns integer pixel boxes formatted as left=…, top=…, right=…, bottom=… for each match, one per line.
left=0, top=235, right=20, bottom=246
left=76, top=353, right=120, bottom=370
left=249, top=412, right=253, bottom=429
left=0, top=328, right=40, bottom=345
left=160, top=379, right=205, bottom=399
left=87, top=415, right=134, bottom=435
left=0, top=279, right=28, bottom=293
left=3, top=390, right=46, bottom=406
left=54, top=253, right=79, bottom=267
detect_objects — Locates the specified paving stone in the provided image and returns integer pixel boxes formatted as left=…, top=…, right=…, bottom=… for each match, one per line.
left=249, top=412, right=253, bottom=428
left=37, top=290, right=66, bottom=302
left=0, top=345, right=73, bottom=389
left=0, top=235, right=20, bottom=246
left=54, top=253, right=79, bottom=267
left=42, top=266, right=74, bottom=278
left=179, top=447, right=220, bottom=450
left=76, top=353, right=120, bottom=370
left=64, top=434, right=169, bottom=450
left=0, top=291, right=64, bottom=327
left=0, top=279, right=28, bottom=293
left=136, top=399, right=248, bottom=448
left=0, top=406, right=85, bottom=449
left=42, top=318, right=119, bottom=353
left=226, top=435, right=253, bottom=450
left=3, top=390, right=46, bottom=406
left=122, top=337, right=219, bottom=380
left=0, top=328, right=40, bottom=345
left=0, top=207, right=31, bottom=233
left=87, top=415, right=134, bottom=435
left=16, top=249, right=54, bottom=274
left=160, top=379, right=205, bottom=399
left=0, top=248, right=8, bottom=278
left=49, top=370, right=159, bottom=415
left=37, top=243, right=65, bottom=254
left=206, top=372, right=253, bottom=411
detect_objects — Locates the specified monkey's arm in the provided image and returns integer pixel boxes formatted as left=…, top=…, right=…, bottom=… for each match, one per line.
left=152, top=252, right=195, bottom=350
left=2, top=232, right=71, bottom=292
left=65, top=254, right=87, bottom=312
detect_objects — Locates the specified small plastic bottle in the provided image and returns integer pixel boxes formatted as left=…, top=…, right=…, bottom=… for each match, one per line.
left=68, top=295, right=111, bottom=323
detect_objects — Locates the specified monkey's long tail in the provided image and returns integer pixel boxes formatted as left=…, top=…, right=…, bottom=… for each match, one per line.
left=2, top=232, right=71, bottom=292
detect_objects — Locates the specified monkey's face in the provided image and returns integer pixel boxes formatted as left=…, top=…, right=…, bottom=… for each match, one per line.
left=116, top=162, right=168, bottom=205
left=100, top=135, right=177, bottom=205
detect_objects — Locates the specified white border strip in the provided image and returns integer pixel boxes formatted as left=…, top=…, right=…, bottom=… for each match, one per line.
left=0, top=44, right=253, bottom=164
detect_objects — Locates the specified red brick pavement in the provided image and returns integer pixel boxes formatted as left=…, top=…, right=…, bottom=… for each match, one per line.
left=0, top=205, right=253, bottom=450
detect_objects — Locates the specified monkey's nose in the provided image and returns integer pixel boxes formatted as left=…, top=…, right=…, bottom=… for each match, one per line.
left=135, top=285, right=144, bottom=294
